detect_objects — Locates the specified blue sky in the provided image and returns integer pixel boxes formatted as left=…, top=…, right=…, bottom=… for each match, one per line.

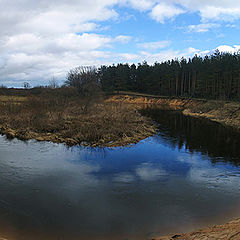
left=0, top=0, right=240, bottom=87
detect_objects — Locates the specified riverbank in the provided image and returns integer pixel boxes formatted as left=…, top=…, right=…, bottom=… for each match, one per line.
left=154, top=218, right=240, bottom=240
left=1, top=93, right=240, bottom=147
left=1, top=93, right=240, bottom=240
left=183, top=101, right=240, bottom=130
left=0, top=95, right=156, bottom=147
left=107, top=94, right=240, bottom=130
left=107, top=94, right=240, bottom=240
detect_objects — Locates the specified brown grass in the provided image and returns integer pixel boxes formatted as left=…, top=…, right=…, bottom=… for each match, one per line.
left=0, top=93, right=156, bottom=147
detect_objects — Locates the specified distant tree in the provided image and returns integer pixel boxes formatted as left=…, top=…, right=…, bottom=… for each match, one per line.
left=65, top=66, right=102, bottom=112
left=48, top=76, right=59, bottom=88
left=23, top=82, right=31, bottom=89
left=65, top=66, right=101, bottom=96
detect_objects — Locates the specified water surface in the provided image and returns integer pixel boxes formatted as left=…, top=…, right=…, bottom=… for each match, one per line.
left=0, top=110, right=240, bottom=240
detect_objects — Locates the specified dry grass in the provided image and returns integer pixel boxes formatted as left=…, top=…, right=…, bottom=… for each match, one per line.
left=187, top=100, right=225, bottom=113
left=0, top=96, right=27, bottom=102
left=0, top=93, right=156, bottom=147
left=183, top=100, right=240, bottom=130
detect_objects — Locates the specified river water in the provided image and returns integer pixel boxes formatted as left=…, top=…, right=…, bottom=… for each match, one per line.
left=0, top=109, right=240, bottom=240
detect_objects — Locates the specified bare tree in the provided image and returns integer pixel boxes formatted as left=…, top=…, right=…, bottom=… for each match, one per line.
left=65, top=66, right=100, bottom=96
left=65, top=66, right=102, bottom=112
left=48, top=76, right=59, bottom=88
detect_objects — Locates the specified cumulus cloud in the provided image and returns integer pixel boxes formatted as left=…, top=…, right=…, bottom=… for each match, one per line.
left=127, top=0, right=240, bottom=22
left=123, top=0, right=156, bottom=11
left=150, top=2, right=185, bottom=23
left=1, top=0, right=240, bottom=86
left=0, top=31, right=115, bottom=84
left=0, top=0, right=124, bottom=85
left=176, top=0, right=240, bottom=21
left=216, top=45, right=240, bottom=53
left=195, top=45, right=240, bottom=56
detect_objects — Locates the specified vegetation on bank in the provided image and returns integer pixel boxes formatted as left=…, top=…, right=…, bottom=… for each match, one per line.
left=0, top=88, right=156, bottom=147
left=183, top=100, right=240, bottom=130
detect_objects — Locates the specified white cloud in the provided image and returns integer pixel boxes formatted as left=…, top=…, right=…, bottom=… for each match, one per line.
left=200, top=6, right=240, bottom=22
left=226, top=24, right=238, bottom=28
left=137, top=40, right=171, bottom=50
left=216, top=45, right=240, bottom=53
left=123, top=0, right=156, bottom=11
left=117, top=53, right=140, bottom=61
left=114, top=35, right=132, bottom=44
left=138, top=46, right=201, bottom=64
left=188, top=23, right=220, bottom=33
left=1, top=0, right=240, bottom=86
left=125, top=0, right=240, bottom=22
left=234, top=45, right=240, bottom=49
left=0, top=0, right=119, bottom=37
left=198, top=50, right=211, bottom=56
left=140, top=50, right=180, bottom=63
left=150, top=2, right=185, bottom=23
left=187, top=47, right=200, bottom=54
left=178, top=0, right=240, bottom=22
left=0, top=0, right=127, bottom=85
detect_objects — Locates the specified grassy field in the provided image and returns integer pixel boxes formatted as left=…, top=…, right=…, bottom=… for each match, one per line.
left=0, top=92, right=156, bottom=147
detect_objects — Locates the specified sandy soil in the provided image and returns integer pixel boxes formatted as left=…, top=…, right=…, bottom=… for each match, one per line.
left=107, top=94, right=240, bottom=130
left=154, top=218, right=240, bottom=240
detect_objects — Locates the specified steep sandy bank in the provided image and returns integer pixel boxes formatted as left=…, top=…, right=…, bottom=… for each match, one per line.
left=183, top=101, right=240, bottom=130
left=154, top=218, right=240, bottom=240
left=106, top=94, right=201, bottom=110
left=107, top=95, right=240, bottom=130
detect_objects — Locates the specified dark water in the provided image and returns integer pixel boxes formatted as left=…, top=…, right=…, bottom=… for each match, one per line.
left=0, top=110, right=240, bottom=240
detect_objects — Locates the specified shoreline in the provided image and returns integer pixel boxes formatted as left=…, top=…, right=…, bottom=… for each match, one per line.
left=0, top=98, right=157, bottom=147
left=107, top=94, right=240, bottom=130
left=1, top=94, right=240, bottom=147
left=154, top=218, right=240, bottom=240
left=0, top=93, right=240, bottom=239
left=0, top=123, right=156, bottom=147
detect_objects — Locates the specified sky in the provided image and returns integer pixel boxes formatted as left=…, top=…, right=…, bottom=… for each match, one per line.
left=0, top=0, right=240, bottom=87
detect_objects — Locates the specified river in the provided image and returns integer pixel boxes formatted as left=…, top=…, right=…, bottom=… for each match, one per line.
left=0, top=109, right=240, bottom=240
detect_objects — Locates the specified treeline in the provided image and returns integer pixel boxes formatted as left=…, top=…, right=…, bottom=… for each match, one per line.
left=98, top=51, right=240, bottom=100
left=2, top=50, right=240, bottom=101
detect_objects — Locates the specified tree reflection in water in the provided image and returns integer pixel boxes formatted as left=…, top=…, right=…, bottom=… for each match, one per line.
left=140, top=107, right=240, bottom=166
